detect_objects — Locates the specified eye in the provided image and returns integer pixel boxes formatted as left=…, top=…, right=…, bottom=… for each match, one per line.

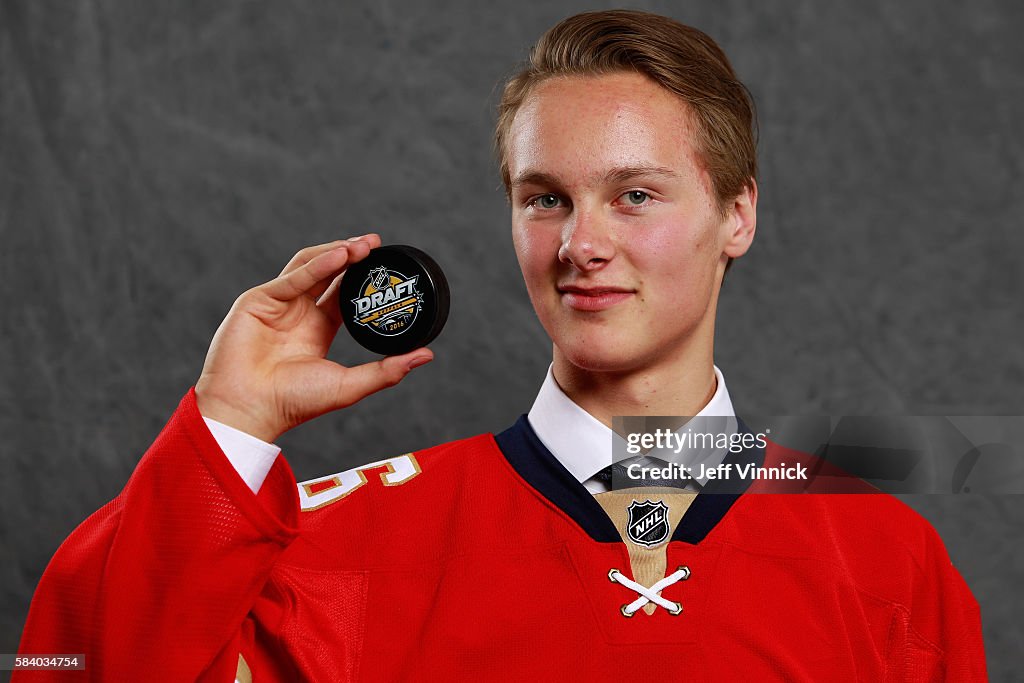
left=621, top=190, right=651, bottom=206
left=531, top=194, right=562, bottom=210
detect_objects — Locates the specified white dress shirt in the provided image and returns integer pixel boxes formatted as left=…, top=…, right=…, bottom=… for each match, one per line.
left=203, top=365, right=736, bottom=495
left=526, top=365, right=736, bottom=493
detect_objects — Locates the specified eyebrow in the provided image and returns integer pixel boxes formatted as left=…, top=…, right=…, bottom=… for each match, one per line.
left=510, top=165, right=680, bottom=190
left=509, top=170, right=562, bottom=191
left=604, top=165, right=679, bottom=183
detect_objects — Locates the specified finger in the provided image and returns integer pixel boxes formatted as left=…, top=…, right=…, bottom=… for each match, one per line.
left=308, top=231, right=390, bottom=302
left=314, top=231, right=383, bottom=314
left=292, top=234, right=383, bottom=303
left=278, top=233, right=383, bottom=277
left=315, top=271, right=346, bottom=327
left=262, top=245, right=358, bottom=303
left=278, top=240, right=345, bottom=277
left=334, top=349, right=434, bottom=407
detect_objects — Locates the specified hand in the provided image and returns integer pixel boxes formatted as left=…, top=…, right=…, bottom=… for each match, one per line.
left=194, top=234, right=434, bottom=442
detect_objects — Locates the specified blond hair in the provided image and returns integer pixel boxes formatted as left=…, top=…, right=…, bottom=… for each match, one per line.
left=495, top=9, right=758, bottom=216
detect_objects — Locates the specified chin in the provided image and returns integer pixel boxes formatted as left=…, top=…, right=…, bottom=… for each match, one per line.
left=554, top=336, right=651, bottom=374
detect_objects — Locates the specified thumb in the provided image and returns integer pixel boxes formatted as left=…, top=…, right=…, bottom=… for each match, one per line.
left=337, top=349, right=434, bottom=406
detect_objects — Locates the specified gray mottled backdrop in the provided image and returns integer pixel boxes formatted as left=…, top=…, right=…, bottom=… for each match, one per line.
left=1, top=0, right=1021, bottom=677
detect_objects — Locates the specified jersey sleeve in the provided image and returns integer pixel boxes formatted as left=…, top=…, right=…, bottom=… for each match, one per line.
left=887, top=525, right=988, bottom=682
left=14, top=388, right=302, bottom=682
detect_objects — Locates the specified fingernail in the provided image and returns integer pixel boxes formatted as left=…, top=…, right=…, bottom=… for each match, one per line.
left=348, top=235, right=364, bottom=242
left=407, top=356, right=432, bottom=370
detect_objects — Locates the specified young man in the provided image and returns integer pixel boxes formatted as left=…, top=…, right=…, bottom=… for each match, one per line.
left=17, top=10, right=985, bottom=681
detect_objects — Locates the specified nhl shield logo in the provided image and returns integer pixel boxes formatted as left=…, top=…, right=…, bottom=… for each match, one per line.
left=626, top=500, right=670, bottom=547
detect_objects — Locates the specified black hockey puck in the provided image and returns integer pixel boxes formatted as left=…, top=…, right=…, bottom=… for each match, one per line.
left=338, top=245, right=450, bottom=356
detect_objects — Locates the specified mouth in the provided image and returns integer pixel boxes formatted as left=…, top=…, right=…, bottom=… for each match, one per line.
left=557, top=284, right=635, bottom=312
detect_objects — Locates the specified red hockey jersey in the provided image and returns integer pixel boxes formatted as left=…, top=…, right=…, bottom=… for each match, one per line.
left=16, top=389, right=986, bottom=681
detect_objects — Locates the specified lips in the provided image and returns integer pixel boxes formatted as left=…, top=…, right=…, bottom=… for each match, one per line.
left=558, top=284, right=635, bottom=312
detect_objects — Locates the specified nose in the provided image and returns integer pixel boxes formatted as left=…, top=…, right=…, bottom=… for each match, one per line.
left=558, top=209, right=615, bottom=272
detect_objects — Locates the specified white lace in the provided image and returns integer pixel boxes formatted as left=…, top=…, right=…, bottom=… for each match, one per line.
left=608, top=566, right=690, bottom=617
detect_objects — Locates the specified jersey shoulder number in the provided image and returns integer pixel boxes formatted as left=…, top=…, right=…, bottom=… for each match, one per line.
left=297, top=453, right=421, bottom=511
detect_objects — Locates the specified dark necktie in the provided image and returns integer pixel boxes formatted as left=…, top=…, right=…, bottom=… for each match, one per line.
left=593, top=455, right=700, bottom=490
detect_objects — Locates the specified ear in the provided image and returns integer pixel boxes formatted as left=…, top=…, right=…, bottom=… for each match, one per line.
left=722, top=179, right=757, bottom=259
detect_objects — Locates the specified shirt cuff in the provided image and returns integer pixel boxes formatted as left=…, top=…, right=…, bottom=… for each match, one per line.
left=201, top=416, right=281, bottom=494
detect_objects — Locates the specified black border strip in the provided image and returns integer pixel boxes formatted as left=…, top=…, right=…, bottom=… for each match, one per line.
left=495, top=415, right=766, bottom=545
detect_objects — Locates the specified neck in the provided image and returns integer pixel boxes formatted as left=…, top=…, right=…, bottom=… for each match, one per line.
left=552, top=336, right=717, bottom=428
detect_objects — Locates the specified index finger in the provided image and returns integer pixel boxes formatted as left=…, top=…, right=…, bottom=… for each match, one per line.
left=262, top=244, right=359, bottom=303
left=278, top=233, right=382, bottom=277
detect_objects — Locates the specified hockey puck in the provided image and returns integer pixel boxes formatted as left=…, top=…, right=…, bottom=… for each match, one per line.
left=338, top=244, right=450, bottom=356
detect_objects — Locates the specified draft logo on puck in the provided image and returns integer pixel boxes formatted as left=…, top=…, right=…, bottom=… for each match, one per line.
left=351, top=267, right=423, bottom=336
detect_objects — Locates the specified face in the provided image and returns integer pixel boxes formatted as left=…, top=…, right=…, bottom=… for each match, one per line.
left=507, top=72, right=756, bottom=374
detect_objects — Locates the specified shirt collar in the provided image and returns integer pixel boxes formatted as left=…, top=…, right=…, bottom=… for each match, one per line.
left=526, top=364, right=736, bottom=485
